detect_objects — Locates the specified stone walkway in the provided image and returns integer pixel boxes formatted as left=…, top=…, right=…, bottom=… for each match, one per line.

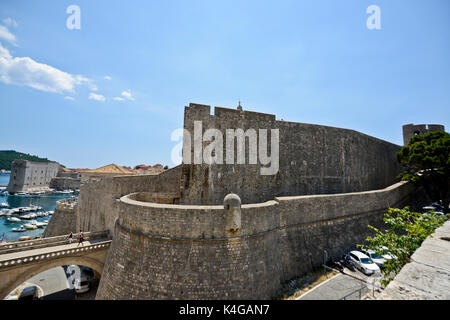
left=377, top=220, right=450, bottom=299
left=0, top=239, right=106, bottom=262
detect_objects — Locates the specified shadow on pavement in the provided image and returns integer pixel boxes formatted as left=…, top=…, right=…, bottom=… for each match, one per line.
left=41, top=288, right=75, bottom=300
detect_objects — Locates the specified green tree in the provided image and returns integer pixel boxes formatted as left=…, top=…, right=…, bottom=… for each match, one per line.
left=0, top=150, right=52, bottom=170
left=396, top=131, right=450, bottom=209
left=359, top=207, right=446, bottom=286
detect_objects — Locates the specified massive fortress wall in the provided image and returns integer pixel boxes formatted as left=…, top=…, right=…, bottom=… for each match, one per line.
left=43, top=198, right=77, bottom=237
left=76, top=166, right=181, bottom=235
left=180, top=103, right=403, bottom=205
left=67, top=102, right=423, bottom=299
left=402, top=123, right=445, bottom=146
left=7, top=160, right=60, bottom=193
left=96, top=181, right=414, bottom=299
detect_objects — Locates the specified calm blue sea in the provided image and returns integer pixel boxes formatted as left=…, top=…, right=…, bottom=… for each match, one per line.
left=0, top=173, right=73, bottom=242
left=0, top=173, right=9, bottom=186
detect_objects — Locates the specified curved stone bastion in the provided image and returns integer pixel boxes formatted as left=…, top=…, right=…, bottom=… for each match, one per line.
left=96, top=181, right=415, bottom=300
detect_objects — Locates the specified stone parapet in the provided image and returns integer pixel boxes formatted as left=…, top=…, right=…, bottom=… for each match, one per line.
left=96, top=181, right=415, bottom=299
left=377, top=220, right=450, bottom=299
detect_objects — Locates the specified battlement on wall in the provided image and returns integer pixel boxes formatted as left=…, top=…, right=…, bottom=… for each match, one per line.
left=185, top=103, right=275, bottom=122
left=402, top=123, right=445, bottom=146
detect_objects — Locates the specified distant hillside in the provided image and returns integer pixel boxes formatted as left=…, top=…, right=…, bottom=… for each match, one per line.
left=0, top=150, right=52, bottom=170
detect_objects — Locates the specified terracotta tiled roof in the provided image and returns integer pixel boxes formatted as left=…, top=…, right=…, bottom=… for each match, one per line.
left=84, top=164, right=135, bottom=174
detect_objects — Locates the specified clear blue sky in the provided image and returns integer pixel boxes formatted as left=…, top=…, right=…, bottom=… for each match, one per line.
left=0, top=0, right=449, bottom=168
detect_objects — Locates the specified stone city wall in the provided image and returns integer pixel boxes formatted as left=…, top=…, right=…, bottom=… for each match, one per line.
left=43, top=199, right=77, bottom=237
left=180, top=104, right=403, bottom=205
left=49, top=177, right=80, bottom=191
left=96, top=181, right=415, bottom=300
left=402, top=123, right=445, bottom=146
left=7, top=160, right=60, bottom=193
left=76, top=166, right=181, bottom=235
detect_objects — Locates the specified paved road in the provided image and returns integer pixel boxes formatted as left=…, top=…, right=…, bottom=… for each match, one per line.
left=27, top=266, right=69, bottom=296
left=7, top=264, right=98, bottom=300
left=297, top=268, right=380, bottom=300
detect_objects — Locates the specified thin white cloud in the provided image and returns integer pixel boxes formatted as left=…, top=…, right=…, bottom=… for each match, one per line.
left=0, top=25, right=16, bottom=45
left=104, top=76, right=112, bottom=80
left=0, top=42, right=95, bottom=94
left=64, top=96, right=75, bottom=101
left=89, top=92, right=106, bottom=102
left=121, top=89, right=135, bottom=101
left=90, top=84, right=98, bottom=91
left=113, top=97, right=125, bottom=101
left=2, top=18, right=18, bottom=28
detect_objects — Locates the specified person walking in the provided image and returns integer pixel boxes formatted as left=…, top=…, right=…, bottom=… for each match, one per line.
left=77, top=230, right=84, bottom=246
left=69, top=232, right=73, bottom=244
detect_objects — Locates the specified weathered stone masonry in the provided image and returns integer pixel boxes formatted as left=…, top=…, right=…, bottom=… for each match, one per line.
left=43, top=198, right=77, bottom=237
left=69, top=103, right=439, bottom=299
left=180, top=104, right=403, bottom=205
left=96, top=181, right=414, bottom=299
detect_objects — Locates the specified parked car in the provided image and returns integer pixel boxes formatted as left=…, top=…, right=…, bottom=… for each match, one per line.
left=423, top=209, right=446, bottom=218
left=361, top=249, right=386, bottom=268
left=340, top=254, right=355, bottom=271
left=18, top=285, right=39, bottom=300
left=376, top=246, right=397, bottom=261
left=347, top=251, right=380, bottom=275
left=80, top=266, right=94, bottom=279
left=74, top=274, right=90, bottom=294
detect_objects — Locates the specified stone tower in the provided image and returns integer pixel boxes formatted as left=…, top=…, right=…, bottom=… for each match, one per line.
left=402, top=123, right=445, bottom=146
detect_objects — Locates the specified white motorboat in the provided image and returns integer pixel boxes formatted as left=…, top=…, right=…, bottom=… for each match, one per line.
left=47, top=211, right=54, bottom=215
left=20, top=213, right=36, bottom=220
left=0, top=209, right=12, bottom=216
left=23, top=223, right=38, bottom=230
left=0, top=203, right=9, bottom=208
left=6, top=217, right=21, bottom=223
left=12, top=227, right=26, bottom=232
left=33, top=221, right=47, bottom=228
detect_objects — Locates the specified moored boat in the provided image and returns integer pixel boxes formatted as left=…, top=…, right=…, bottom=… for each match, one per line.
left=6, top=217, right=21, bottom=223
left=23, top=223, right=38, bottom=230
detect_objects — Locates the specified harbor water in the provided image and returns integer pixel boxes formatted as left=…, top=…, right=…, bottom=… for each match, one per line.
left=0, top=173, right=74, bottom=242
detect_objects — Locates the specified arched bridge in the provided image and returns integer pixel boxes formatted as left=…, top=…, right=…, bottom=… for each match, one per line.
left=0, top=231, right=111, bottom=299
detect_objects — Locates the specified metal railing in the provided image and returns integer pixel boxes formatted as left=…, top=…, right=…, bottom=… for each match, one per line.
left=322, top=263, right=383, bottom=300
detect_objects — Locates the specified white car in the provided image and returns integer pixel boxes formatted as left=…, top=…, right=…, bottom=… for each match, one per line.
left=361, top=249, right=386, bottom=268
left=377, top=246, right=397, bottom=261
left=347, top=251, right=380, bottom=275
left=74, top=275, right=90, bottom=294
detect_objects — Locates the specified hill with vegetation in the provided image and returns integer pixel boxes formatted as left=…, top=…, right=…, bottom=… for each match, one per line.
left=0, top=150, right=52, bottom=170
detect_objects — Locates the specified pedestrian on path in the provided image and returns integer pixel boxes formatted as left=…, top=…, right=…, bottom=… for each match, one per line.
left=77, top=230, right=84, bottom=246
left=69, top=232, right=73, bottom=244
